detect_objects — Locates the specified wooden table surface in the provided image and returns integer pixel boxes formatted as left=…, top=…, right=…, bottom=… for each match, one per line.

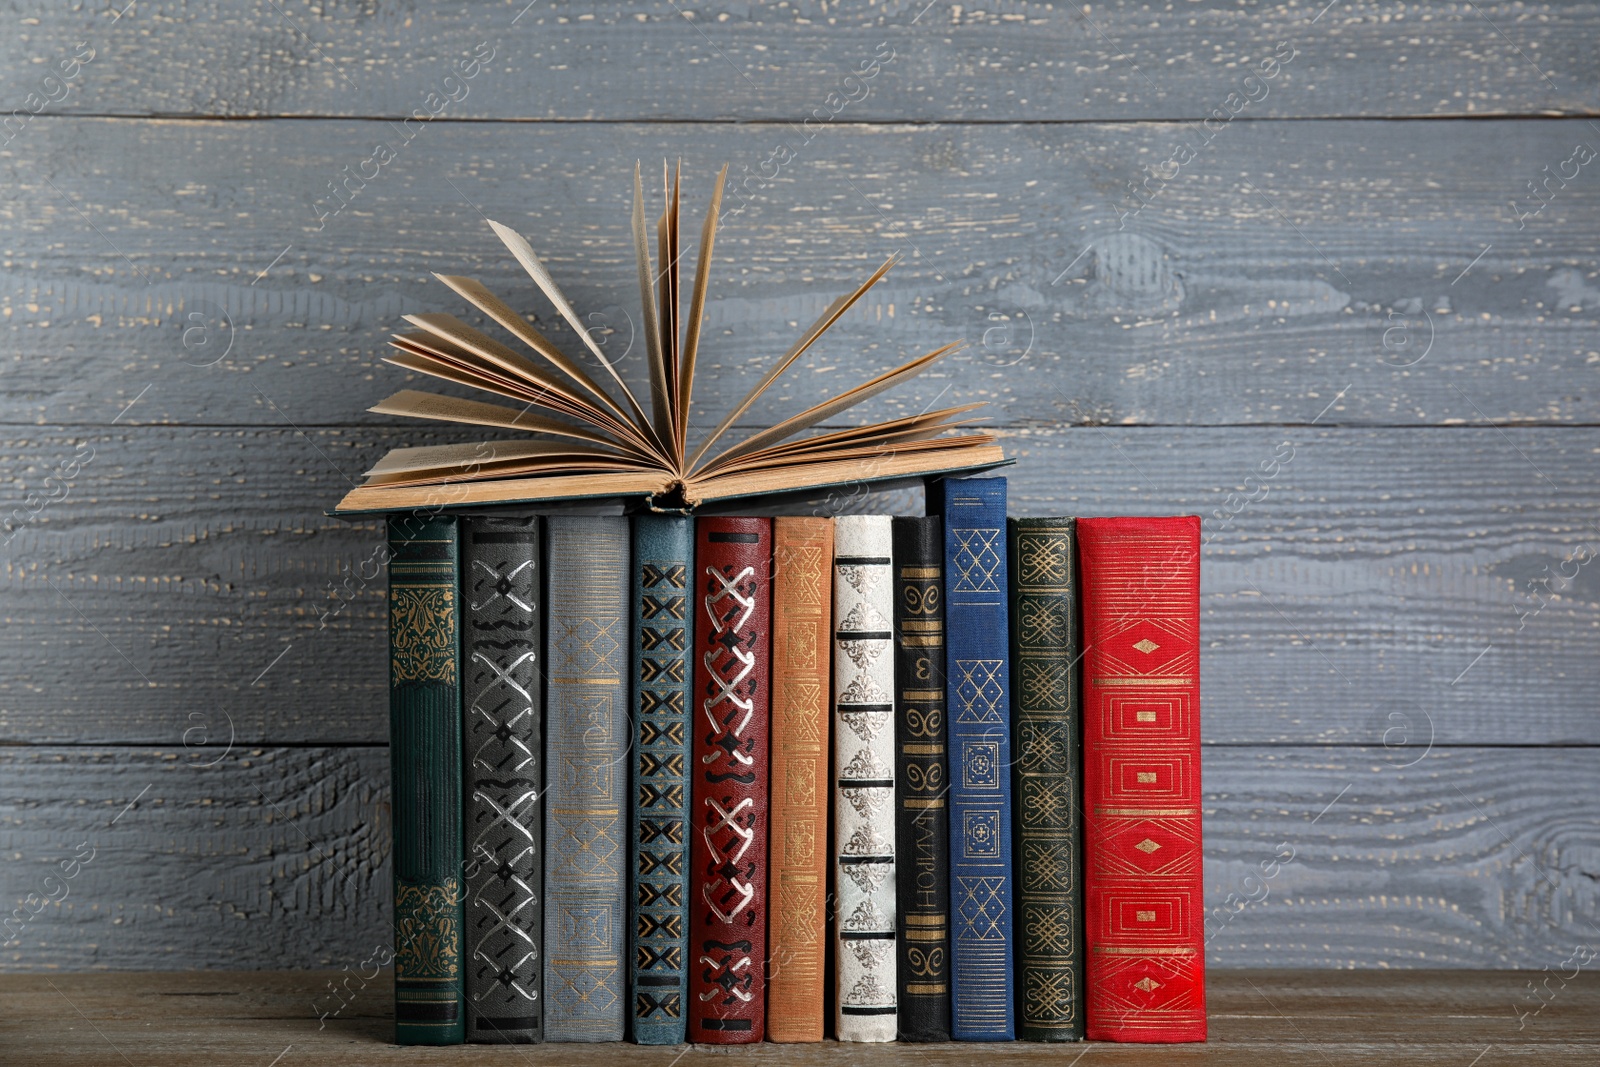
left=1, top=969, right=1594, bottom=1065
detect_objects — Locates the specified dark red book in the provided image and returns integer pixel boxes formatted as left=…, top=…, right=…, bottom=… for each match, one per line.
left=1078, top=516, right=1205, bottom=1043
left=688, top=517, right=773, bottom=1043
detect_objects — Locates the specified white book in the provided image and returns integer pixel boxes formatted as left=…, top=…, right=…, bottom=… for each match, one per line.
left=832, top=515, right=899, bottom=1042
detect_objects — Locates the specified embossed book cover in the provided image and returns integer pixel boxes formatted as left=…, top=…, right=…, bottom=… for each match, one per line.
left=388, top=514, right=466, bottom=1045
left=767, top=516, right=834, bottom=1042
left=1008, top=517, right=1085, bottom=1041
left=462, top=516, right=543, bottom=1043
left=688, top=517, right=773, bottom=1043
left=1078, top=516, right=1205, bottom=1043
left=543, top=516, right=629, bottom=1042
left=832, top=515, right=899, bottom=1042
left=891, top=515, right=952, bottom=1042
left=629, top=514, right=694, bottom=1045
left=933, top=476, right=1016, bottom=1040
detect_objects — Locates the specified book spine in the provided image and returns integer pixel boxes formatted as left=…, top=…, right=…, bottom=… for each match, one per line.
left=543, top=516, right=630, bottom=1042
left=462, top=516, right=543, bottom=1044
left=1008, top=518, right=1085, bottom=1041
left=891, top=516, right=952, bottom=1042
left=629, top=515, right=693, bottom=1045
left=832, top=515, right=898, bottom=1043
left=938, top=476, right=1016, bottom=1040
left=1078, top=516, right=1206, bottom=1043
left=688, top=517, right=773, bottom=1043
left=767, top=516, right=834, bottom=1043
left=388, top=514, right=466, bottom=1045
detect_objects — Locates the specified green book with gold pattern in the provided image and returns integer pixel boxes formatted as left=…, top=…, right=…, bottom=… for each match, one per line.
left=1007, top=517, right=1084, bottom=1041
left=388, top=514, right=466, bottom=1045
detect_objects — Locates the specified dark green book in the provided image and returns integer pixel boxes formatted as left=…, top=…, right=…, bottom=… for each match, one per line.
left=388, top=514, right=466, bottom=1045
left=1007, top=518, right=1084, bottom=1041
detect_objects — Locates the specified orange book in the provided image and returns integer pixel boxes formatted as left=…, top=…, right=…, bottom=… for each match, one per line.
left=765, top=517, right=835, bottom=1041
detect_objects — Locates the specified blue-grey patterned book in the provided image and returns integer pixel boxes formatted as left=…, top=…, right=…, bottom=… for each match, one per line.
left=544, top=516, right=630, bottom=1042
left=462, top=516, right=543, bottom=1043
left=931, top=476, right=1016, bottom=1040
left=629, top=514, right=693, bottom=1045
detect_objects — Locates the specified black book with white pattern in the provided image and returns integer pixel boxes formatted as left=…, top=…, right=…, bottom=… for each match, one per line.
left=462, top=516, right=543, bottom=1043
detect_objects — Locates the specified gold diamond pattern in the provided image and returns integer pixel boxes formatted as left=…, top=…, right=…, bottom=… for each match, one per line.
left=1133, top=638, right=1160, bottom=654
left=1135, top=838, right=1161, bottom=854
left=1134, top=976, right=1162, bottom=992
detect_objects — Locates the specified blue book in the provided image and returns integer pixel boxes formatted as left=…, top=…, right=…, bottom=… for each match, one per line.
left=628, top=515, right=693, bottom=1044
left=933, top=477, right=1016, bottom=1040
left=544, top=517, right=630, bottom=1041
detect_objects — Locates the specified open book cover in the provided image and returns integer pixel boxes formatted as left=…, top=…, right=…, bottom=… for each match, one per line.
left=333, top=163, right=1007, bottom=515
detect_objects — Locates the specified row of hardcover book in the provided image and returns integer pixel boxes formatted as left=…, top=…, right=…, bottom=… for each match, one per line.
left=384, top=477, right=1204, bottom=1045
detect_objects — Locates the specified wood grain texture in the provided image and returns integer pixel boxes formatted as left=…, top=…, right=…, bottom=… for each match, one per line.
left=4, top=118, right=1599, bottom=429
left=3, top=0, right=1595, bottom=984
left=1, top=746, right=1595, bottom=973
left=0, top=970, right=1596, bottom=1064
left=3, top=1, right=1597, bottom=121
left=4, top=424, right=1597, bottom=746
left=0, top=747, right=388, bottom=973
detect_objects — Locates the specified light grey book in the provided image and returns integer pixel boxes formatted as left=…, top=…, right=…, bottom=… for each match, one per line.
left=543, top=516, right=629, bottom=1042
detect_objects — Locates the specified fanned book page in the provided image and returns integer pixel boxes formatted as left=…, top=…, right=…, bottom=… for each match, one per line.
left=334, top=163, right=1005, bottom=515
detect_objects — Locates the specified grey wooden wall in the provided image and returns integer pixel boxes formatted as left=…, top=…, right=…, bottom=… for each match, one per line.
left=3, top=1, right=1597, bottom=977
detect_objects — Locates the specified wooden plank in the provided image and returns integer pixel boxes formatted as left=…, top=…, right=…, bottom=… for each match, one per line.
left=0, top=747, right=389, bottom=973
left=0, top=971, right=1596, bottom=1065
left=4, top=118, right=1599, bottom=429
left=1, top=746, right=1596, bottom=975
left=6, top=422, right=1593, bottom=748
left=3, top=966, right=1587, bottom=1062
left=3, top=424, right=1597, bottom=746
left=3, top=2, right=1596, bottom=121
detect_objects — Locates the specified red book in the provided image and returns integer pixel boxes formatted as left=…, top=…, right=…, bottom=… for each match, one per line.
left=1078, top=516, right=1205, bottom=1043
left=688, top=517, right=773, bottom=1043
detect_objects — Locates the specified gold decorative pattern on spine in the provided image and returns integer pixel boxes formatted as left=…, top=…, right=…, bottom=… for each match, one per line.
left=1013, top=525, right=1079, bottom=1031
left=768, top=519, right=833, bottom=1038
left=391, top=585, right=457, bottom=683
left=395, top=879, right=463, bottom=979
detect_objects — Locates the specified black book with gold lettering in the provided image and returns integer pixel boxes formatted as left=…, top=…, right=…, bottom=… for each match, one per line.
left=1008, top=517, right=1085, bottom=1041
left=891, top=516, right=952, bottom=1042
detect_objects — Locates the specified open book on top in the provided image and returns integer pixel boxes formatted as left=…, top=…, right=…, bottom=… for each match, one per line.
left=333, top=163, right=1007, bottom=515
